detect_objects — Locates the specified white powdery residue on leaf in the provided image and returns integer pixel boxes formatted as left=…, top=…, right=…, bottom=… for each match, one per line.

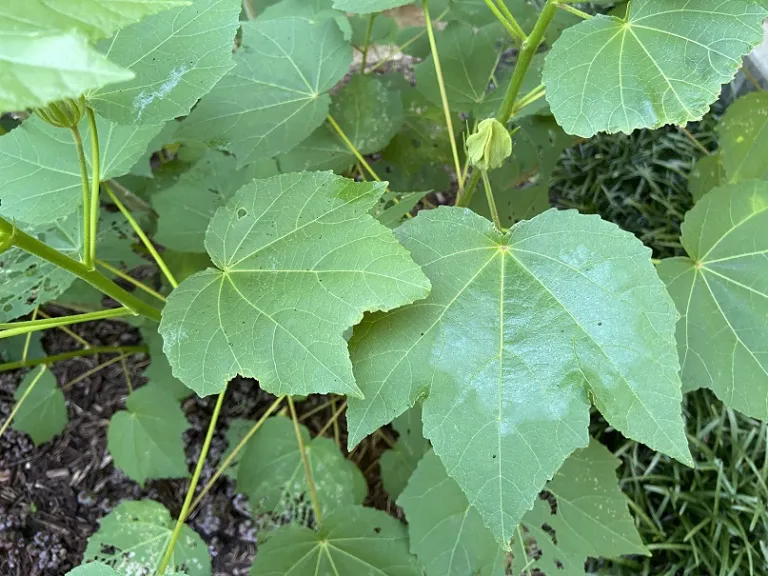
left=132, top=65, right=189, bottom=120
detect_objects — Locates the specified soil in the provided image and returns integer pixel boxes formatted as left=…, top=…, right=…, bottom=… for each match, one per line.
left=0, top=312, right=393, bottom=576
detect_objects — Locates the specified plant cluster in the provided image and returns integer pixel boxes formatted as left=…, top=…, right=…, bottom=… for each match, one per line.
left=1, top=0, right=768, bottom=575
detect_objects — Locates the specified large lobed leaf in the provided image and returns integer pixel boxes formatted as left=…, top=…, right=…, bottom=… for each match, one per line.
left=658, top=181, right=768, bottom=420
left=177, top=16, right=352, bottom=167
left=159, top=172, right=431, bottom=397
left=249, top=506, right=421, bottom=575
left=543, top=0, right=767, bottom=137
left=90, top=0, right=241, bottom=124
left=347, top=206, right=690, bottom=545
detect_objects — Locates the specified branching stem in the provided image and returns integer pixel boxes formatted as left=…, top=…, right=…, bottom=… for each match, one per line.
left=483, top=0, right=526, bottom=42
left=157, top=390, right=227, bottom=575
left=457, top=0, right=559, bottom=207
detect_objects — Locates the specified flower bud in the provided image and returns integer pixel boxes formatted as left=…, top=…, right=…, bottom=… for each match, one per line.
left=35, top=96, right=87, bottom=129
left=466, top=118, right=512, bottom=171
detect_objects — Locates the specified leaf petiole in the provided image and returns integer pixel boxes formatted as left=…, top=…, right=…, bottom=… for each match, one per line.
left=0, top=346, right=146, bottom=373
left=360, top=13, right=376, bottom=73
left=555, top=2, right=591, bottom=20
left=85, top=108, right=101, bottom=270
left=69, top=124, right=93, bottom=269
left=288, top=395, right=323, bottom=526
left=481, top=170, right=503, bottom=231
left=0, top=307, right=131, bottom=340
left=483, top=0, right=526, bottom=42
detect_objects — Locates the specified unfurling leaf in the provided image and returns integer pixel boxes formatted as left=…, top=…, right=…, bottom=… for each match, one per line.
left=177, top=17, right=352, bottom=167
left=84, top=500, right=210, bottom=576
left=543, top=0, right=767, bottom=137
left=399, top=450, right=505, bottom=576
left=347, top=206, right=690, bottom=545
left=159, top=172, right=431, bottom=397
left=717, top=91, right=768, bottom=183
left=249, top=506, right=421, bottom=575
left=466, top=118, right=512, bottom=171
left=12, top=367, right=67, bottom=445
left=380, top=406, right=430, bottom=500
left=107, top=386, right=189, bottom=485
left=237, top=416, right=366, bottom=521
left=657, top=181, right=768, bottom=420
left=90, top=0, right=242, bottom=124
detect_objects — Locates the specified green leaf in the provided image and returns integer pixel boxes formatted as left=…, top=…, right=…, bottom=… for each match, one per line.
left=0, top=116, right=164, bottom=224
left=66, top=562, right=121, bottom=576
left=716, top=91, right=768, bottom=183
left=237, top=415, right=366, bottom=520
left=107, top=386, right=189, bottom=485
left=399, top=450, right=505, bottom=576
left=0, top=31, right=133, bottom=113
left=55, top=279, right=105, bottom=311
left=153, top=150, right=277, bottom=252
left=159, top=172, right=431, bottom=397
left=0, top=332, right=44, bottom=363
left=348, top=206, right=691, bottom=545
left=249, top=506, right=421, bottom=575
left=372, top=191, right=430, bottom=229
left=129, top=121, right=179, bottom=178
left=657, top=181, right=768, bottom=419
left=380, top=406, right=430, bottom=501
left=689, top=152, right=725, bottom=203
left=415, top=22, right=498, bottom=114
left=176, top=17, right=352, bottom=167
left=0, top=209, right=139, bottom=322
left=222, top=417, right=254, bottom=479
left=12, top=368, right=67, bottom=445
left=278, top=74, right=403, bottom=173
left=466, top=118, right=512, bottom=171
left=84, top=499, right=210, bottom=576
left=332, top=0, right=412, bottom=13
left=513, top=438, right=648, bottom=573
left=543, top=0, right=767, bottom=137
left=142, top=325, right=193, bottom=400
left=1, top=0, right=189, bottom=41
left=260, top=0, right=352, bottom=40
left=90, top=0, right=241, bottom=124
left=350, top=13, right=398, bottom=46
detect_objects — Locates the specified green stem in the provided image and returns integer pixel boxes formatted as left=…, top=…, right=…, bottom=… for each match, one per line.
left=104, top=184, right=179, bottom=289
left=242, top=0, right=256, bottom=20
left=86, top=107, right=100, bottom=270
left=157, top=390, right=227, bottom=575
left=555, top=2, right=591, bottom=19
left=483, top=0, right=525, bottom=42
left=481, top=171, right=502, bottom=231
left=0, top=218, right=162, bottom=322
left=0, top=307, right=130, bottom=340
left=422, top=0, right=464, bottom=192
left=0, top=365, right=47, bottom=439
left=495, top=0, right=528, bottom=40
left=69, top=125, right=93, bottom=267
left=0, top=346, right=146, bottom=372
left=288, top=395, right=322, bottom=526
left=360, top=13, right=376, bottom=73
left=189, top=395, right=285, bottom=513
left=511, top=83, right=545, bottom=115
left=457, top=0, right=559, bottom=207
left=21, top=307, right=38, bottom=362
left=327, top=115, right=381, bottom=181
left=96, top=259, right=166, bottom=302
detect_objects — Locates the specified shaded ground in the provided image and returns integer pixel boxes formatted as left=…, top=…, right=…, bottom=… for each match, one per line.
left=0, top=314, right=392, bottom=575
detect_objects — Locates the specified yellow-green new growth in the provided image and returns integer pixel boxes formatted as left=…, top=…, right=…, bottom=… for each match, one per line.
left=466, top=118, right=512, bottom=171
left=35, top=96, right=87, bottom=129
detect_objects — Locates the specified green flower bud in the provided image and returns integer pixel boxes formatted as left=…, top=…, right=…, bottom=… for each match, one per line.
left=466, top=118, right=512, bottom=171
left=35, top=96, right=87, bottom=129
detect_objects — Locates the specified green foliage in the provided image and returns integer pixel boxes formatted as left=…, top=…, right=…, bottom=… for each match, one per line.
left=379, top=406, right=429, bottom=501
left=107, top=385, right=190, bottom=485
left=249, top=506, right=421, bottom=575
left=159, top=172, right=430, bottom=397
left=716, top=91, right=768, bottom=183
left=177, top=16, right=352, bottom=166
left=466, top=118, right=513, bottom=171
left=543, top=0, right=767, bottom=137
left=237, top=415, right=366, bottom=521
left=12, top=367, right=67, bottom=445
left=84, top=499, right=210, bottom=575
left=689, top=152, right=725, bottom=203
left=657, top=181, right=768, bottom=420
left=348, top=206, right=690, bottom=545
